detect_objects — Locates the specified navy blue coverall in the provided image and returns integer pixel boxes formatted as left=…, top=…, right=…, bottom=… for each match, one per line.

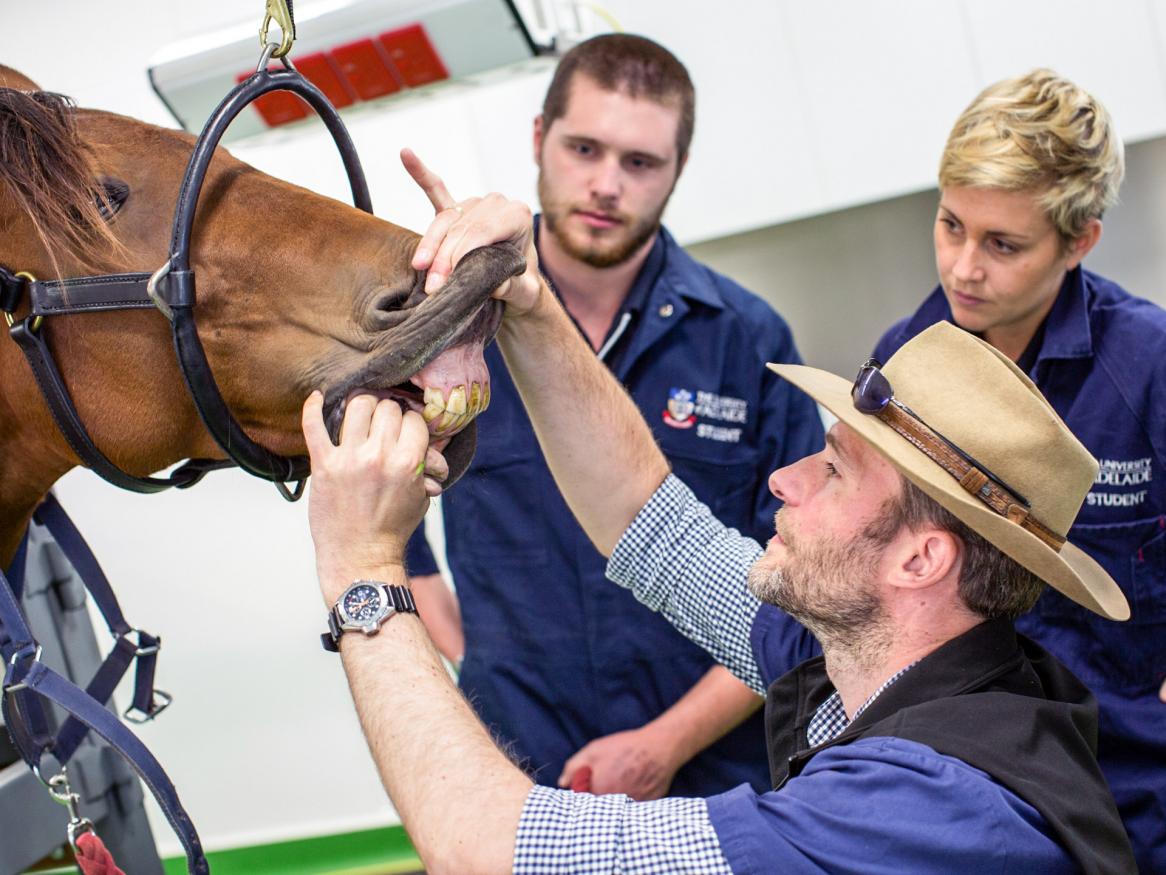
left=874, top=267, right=1166, bottom=870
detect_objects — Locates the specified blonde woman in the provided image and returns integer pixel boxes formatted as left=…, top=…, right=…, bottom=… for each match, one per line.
left=874, top=69, right=1166, bottom=869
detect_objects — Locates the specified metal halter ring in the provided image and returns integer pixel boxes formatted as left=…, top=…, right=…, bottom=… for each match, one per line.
left=3, top=271, right=42, bottom=332
left=146, top=260, right=175, bottom=321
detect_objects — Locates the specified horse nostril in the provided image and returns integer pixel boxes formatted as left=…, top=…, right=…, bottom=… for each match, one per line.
left=374, top=289, right=411, bottom=313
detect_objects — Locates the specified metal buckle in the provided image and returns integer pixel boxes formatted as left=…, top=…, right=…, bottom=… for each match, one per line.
left=125, top=628, right=161, bottom=657
left=4, top=644, right=42, bottom=694
left=123, top=689, right=173, bottom=724
left=146, top=260, right=175, bottom=321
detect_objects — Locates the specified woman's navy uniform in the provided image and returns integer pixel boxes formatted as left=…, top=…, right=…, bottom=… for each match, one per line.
left=875, top=267, right=1166, bottom=870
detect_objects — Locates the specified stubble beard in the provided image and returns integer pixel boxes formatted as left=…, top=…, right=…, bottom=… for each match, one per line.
left=748, top=514, right=892, bottom=663
left=538, top=168, right=667, bottom=269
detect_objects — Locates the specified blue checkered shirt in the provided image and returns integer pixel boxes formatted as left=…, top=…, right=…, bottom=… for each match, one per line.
left=513, top=475, right=914, bottom=873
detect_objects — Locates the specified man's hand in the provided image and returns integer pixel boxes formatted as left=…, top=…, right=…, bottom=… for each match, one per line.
left=303, top=392, right=438, bottom=604
left=558, top=725, right=682, bottom=801
left=401, top=148, right=544, bottom=315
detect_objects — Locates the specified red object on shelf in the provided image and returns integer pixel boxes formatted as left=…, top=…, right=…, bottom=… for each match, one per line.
left=329, top=38, right=401, bottom=100
left=295, top=52, right=356, bottom=108
left=235, top=70, right=310, bottom=127
left=378, top=24, right=449, bottom=87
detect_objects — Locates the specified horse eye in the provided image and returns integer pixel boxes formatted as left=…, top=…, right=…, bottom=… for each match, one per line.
left=96, top=176, right=129, bottom=220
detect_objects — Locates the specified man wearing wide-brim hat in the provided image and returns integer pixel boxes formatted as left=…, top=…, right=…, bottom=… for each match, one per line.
left=301, top=187, right=1137, bottom=874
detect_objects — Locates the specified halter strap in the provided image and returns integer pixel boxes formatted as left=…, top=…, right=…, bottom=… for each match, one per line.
left=2, top=63, right=371, bottom=501
left=149, top=64, right=372, bottom=491
left=2, top=266, right=231, bottom=494
left=2, top=498, right=208, bottom=873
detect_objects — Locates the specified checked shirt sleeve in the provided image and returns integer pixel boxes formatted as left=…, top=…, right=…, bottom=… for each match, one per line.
left=514, top=785, right=732, bottom=874
left=606, top=474, right=766, bottom=694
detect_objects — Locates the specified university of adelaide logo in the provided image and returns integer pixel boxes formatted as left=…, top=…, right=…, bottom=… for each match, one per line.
left=663, top=388, right=750, bottom=441
left=664, top=387, right=696, bottom=429
left=1086, top=458, right=1153, bottom=509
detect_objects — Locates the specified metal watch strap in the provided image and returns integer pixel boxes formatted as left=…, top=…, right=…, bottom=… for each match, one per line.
left=321, top=583, right=417, bottom=652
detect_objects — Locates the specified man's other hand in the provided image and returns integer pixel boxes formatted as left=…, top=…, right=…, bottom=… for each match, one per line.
left=401, top=148, right=543, bottom=315
left=303, top=392, right=437, bottom=603
left=557, top=725, right=682, bottom=801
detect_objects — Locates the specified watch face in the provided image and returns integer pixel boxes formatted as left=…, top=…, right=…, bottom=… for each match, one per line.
left=342, top=584, right=383, bottom=623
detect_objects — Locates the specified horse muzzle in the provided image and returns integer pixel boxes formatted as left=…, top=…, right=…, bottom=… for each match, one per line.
left=319, top=243, right=522, bottom=485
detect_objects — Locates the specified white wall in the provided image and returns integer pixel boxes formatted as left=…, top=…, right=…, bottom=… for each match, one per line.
left=689, top=134, right=1166, bottom=379
left=4, top=0, right=1166, bottom=859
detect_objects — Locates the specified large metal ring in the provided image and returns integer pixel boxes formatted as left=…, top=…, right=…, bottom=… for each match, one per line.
left=4, top=272, right=42, bottom=332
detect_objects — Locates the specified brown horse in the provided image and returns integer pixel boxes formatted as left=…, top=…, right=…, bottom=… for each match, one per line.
left=0, top=64, right=521, bottom=570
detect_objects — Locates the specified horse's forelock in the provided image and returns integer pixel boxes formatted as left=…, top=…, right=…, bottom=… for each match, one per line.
left=0, top=87, right=124, bottom=274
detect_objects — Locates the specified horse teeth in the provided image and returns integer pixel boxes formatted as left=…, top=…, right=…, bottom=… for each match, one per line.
left=422, top=402, right=443, bottom=423
left=447, top=385, right=467, bottom=415
left=437, top=411, right=457, bottom=432
left=424, top=387, right=445, bottom=407
left=483, top=383, right=491, bottom=410
left=469, top=382, right=482, bottom=413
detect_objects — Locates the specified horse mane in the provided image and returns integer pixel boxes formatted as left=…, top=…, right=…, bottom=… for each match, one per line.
left=0, top=86, right=126, bottom=274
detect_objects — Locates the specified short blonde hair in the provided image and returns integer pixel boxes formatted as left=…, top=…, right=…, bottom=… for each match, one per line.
left=939, top=69, right=1124, bottom=240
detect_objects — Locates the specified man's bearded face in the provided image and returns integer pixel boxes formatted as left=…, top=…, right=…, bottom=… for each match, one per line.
left=538, top=167, right=668, bottom=268
left=748, top=509, right=887, bottom=650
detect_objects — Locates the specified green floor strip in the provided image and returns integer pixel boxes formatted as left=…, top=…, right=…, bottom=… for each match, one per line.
left=161, top=825, right=422, bottom=875
left=28, top=824, right=423, bottom=875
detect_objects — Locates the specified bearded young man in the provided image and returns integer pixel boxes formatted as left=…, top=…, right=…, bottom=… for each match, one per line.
left=403, top=33, right=823, bottom=801
left=301, top=183, right=1136, bottom=873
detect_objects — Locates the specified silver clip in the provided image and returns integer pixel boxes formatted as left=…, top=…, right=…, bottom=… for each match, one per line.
left=47, top=769, right=95, bottom=850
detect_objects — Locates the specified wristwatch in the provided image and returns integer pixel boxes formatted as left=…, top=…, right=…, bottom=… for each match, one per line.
left=321, top=580, right=418, bottom=652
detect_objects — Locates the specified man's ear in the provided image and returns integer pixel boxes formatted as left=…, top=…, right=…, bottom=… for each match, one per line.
left=533, top=114, right=545, bottom=165
left=888, top=528, right=961, bottom=592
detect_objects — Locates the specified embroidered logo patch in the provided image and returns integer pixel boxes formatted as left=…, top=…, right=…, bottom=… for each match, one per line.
left=662, top=388, right=749, bottom=441
left=1086, top=457, right=1153, bottom=509
left=663, top=387, right=696, bottom=429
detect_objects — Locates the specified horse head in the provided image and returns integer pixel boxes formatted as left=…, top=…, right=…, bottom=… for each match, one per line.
left=0, top=65, right=521, bottom=564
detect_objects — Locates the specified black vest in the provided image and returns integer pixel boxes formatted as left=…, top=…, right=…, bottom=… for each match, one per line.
left=765, top=619, right=1135, bottom=874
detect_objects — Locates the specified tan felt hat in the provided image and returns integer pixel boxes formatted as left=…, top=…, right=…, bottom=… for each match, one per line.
left=768, top=322, right=1129, bottom=621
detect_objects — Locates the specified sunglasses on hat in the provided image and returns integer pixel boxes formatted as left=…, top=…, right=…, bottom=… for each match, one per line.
left=851, top=359, right=1031, bottom=510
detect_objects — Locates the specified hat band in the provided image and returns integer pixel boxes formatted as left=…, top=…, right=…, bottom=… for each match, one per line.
left=876, top=402, right=1066, bottom=553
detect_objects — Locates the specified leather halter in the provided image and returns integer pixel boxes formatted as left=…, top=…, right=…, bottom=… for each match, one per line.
left=2, top=61, right=372, bottom=501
